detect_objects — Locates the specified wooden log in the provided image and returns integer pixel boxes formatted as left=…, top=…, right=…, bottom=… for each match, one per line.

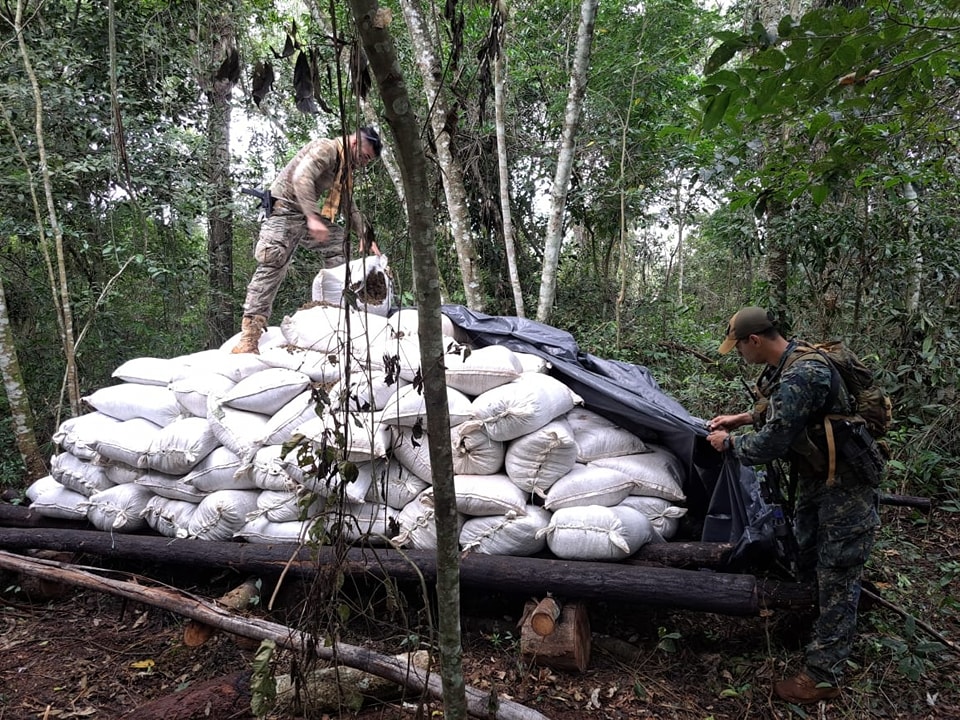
left=529, top=596, right=561, bottom=637
left=520, top=600, right=591, bottom=672
left=0, top=522, right=813, bottom=614
left=0, top=550, right=550, bottom=720
left=184, top=577, right=261, bottom=647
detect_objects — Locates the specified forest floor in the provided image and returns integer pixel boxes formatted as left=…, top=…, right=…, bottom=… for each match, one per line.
left=0, top=503, right=958, bottom=720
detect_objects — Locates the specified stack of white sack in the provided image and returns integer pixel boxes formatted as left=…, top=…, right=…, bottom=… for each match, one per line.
left=28, top=301, right=687, bottom=561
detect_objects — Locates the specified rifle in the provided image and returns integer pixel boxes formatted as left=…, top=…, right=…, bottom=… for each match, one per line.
left=738, top=377, right=802, bottom=578
left=241, top=187, right=275, bottom=217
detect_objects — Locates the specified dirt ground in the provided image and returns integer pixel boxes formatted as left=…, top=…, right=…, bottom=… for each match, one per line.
left=1, top=504, right=958, bottom=720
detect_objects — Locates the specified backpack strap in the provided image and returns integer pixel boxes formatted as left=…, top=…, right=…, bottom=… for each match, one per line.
left=781, top=344, right=848, bottom=487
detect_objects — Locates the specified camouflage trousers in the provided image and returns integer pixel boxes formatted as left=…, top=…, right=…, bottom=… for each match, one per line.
left=793, top=474, right=879, bottom=684
left=242, top=208, right=347, bottom=319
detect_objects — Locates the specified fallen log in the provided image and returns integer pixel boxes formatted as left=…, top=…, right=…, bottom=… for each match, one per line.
left=0, top=524, right=769, bottom=614
left=0, top=550, right=550, bottom=720
left=0, top=523, right=815, bottom=614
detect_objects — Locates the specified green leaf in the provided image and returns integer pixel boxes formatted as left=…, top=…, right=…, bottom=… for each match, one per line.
left=705, top=39, right=746, bottom=75
left=811, top=184, right=830, bottom=205
left=701, top=89, right=732, bottom=132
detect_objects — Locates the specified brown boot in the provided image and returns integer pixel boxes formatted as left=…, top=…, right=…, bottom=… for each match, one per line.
left=230, top=315, right=266, bottom=354
left=774, top=671, right=840, bottom=704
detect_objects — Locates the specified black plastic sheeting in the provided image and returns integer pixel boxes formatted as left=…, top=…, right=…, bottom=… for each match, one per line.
left=441, top=304, right=777, bottom=564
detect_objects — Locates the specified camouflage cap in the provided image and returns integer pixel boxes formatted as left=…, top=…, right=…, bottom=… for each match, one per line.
left=718, top=306, right=774, bottom=355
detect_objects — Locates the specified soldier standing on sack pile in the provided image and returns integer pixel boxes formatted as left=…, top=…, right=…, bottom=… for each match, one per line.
left=705, top=307, right=881, bottom=705
left=232, top=126, right=383, bottom=354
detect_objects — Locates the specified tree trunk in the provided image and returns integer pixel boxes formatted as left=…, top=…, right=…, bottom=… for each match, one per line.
left=492, top=1, right=525, bottom=317
left=401, top=0, right=485, bottom=312
left=349, top=3, right=468, bottom=718
left=0, top=274, right=46, bottom=482
left=202, top=18, right=237, bottom=348
left=15, top=0, right=81, bottom=417
left=536, top=0, right=599, bottom=323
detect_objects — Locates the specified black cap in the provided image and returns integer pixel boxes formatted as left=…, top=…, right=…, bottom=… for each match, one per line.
left=359, top=126, right=382, bottom=157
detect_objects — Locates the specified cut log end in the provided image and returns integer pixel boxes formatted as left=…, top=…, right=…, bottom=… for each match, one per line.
left=520, top=599, right=591, bottom=672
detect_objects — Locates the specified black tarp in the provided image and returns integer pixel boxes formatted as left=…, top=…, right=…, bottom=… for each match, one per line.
left=441, top=305, right=776, bottom=563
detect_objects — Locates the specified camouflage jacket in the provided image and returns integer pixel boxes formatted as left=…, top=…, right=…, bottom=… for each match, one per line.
left=270, top=137, right=365, bottom=233
left=734, top=339, right=854, bottom=476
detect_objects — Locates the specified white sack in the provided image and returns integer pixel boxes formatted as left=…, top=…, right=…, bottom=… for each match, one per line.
left=450, top=422, right=505, bottom=476
left=539, top=505, right=646, bottom=561
left=185, top=489, right=261, bottom=540
left=335, top=502, right=397, bottom=544
left=182, top=446, right=254, bottom=492
left=83, top=383, right=182, bottom=427
left=259, top=390, right=319, bottom=446
left=543, top=463, right=635, bottom=511
left=136, top=471, right=206, bottom=503
left=379, top=384, right=473, bottom=428
left=234, top=516, right=312, bottom=544
left=170, top=371, right=237, bottom=418
left=504, top=419, right=578, bottom=495
left=97, top=458, right=144, bottom=485
left=514, top=352, right=551, bottom=374
left=93, top=418, right=163, bottom=468
left=112, top=356, right=184, bottom=386
left=219, top=325, right=286, bottom=354
left=206, top=393, right=270, bottom=464
left=471, top=373, right=582, bottom=442
left=387, top=307, right=420, bottom=338
left=53, top=412, right=120, bottom=460
left=180, top=350, right=268, bottom=383
left=311, top=254, right=393, bottom=316
left=364, top=458, right=429, bottom=510
left=566, top=407, right=650, bottom=462
left=444, top=345, right=524, bottom=396
left=254, top=488, right=319, bottom=523
left=26, top=475, right=61, bottom=503
left=330, top=370, right=405, bottom=413
left=422, top=474, right=527, bottom=517
left=251, top=444, right=305, bottom=491
left=257, top=345, right=342, bottom=383
left=590, top=446, right=686, bottom=503
left=82, top=484, right=154, bottom=533
left=618, top=495, right=687, bottom=540
left=141, top=496, right=196, bottom=538
left=389, top=427, right=432, bottom=483
left=296, top=412, right=390, bottom=463
left=392, top=493, right=464, bottom=551
left=280, top=305, right=390, bottom=352
left=29, top=480, right=88, bottom=520
left=460, top=506, right=551, bottom=557
left=50, top=452, right=114, bottom=496
left=140, top=416, right=220, bottom=475
left=220, top=367, right=311, bottom=415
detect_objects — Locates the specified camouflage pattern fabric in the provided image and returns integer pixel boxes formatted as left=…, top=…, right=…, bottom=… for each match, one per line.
left=241, top=208, right=346, bottom=319
left=731, top=338, right=879, bottom=684
left=794, top=477, right=879, bottom=684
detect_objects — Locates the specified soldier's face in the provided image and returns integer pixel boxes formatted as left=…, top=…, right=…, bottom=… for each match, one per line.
left=355, top=138, right=376, bottom=167
left=736, top=335, right=761, bottom=364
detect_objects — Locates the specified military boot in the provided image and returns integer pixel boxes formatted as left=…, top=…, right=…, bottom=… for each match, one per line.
left=774, top=672, right=840, bottom=704
left=231, top=315, right=266, bottom=354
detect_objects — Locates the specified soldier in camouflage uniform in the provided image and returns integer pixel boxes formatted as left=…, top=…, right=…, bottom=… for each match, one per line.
left=706, top=307, right=880, bottom=705
left=232, top=126, right=383, bottom=354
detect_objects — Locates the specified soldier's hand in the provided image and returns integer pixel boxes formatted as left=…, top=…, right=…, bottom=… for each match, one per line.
left=706, top=430, right=730, bottom=452
left=708, top=412, right=752, bottom=432
left=307, top=215, right=329, bottom=244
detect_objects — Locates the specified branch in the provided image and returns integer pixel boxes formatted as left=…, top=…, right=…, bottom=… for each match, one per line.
left=0, top=550, right=552, bottom=720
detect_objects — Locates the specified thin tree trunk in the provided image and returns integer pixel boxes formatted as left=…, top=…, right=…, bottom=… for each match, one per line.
left=536, top=0, right=599, bottom=323
left=492, top=1, right=524, bottom=317
left=15, top=0, right=81, bottom=416
left=203, top=18, right=237, bottom=348
left=349, top=4, right=467, bottom=719
left=401, top=0, right=485, bottom=312
left=0, top=274, right=46, bottom=481
left=902, top=181, right=921, bottom=314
